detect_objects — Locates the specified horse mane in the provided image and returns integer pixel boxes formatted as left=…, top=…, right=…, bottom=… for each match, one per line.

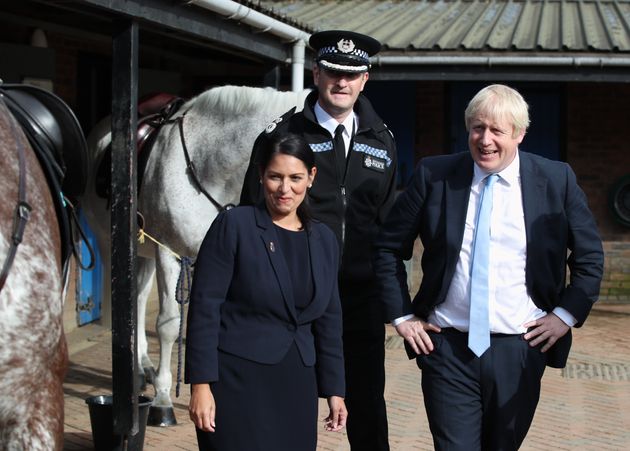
left=183, top=85, right=310, bottom=118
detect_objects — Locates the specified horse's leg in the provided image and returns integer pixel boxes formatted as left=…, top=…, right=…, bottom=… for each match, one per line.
left=147, top=248, right=181, bottom=426
left=43, top=331, right=68, bottom=450
left=0, top=332, right=67, bottom=451
left=136, top=256, right=157, bottom=387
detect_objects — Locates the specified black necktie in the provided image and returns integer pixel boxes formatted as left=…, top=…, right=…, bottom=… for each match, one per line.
left=334, top=124, right=346, bottom=179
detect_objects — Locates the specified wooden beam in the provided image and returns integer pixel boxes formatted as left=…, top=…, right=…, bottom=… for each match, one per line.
left=110, top=17, right=139, bottom=439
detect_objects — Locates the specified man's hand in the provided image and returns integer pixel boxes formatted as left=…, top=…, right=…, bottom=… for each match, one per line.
left=394, top=316, right=441, bottom=355
left=523, top=312, right=570, bottom=353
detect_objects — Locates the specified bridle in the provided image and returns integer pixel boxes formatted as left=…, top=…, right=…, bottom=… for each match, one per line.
left=0, top=112, right=32, bottom=292
left=175, top=112, right=235, bottom=213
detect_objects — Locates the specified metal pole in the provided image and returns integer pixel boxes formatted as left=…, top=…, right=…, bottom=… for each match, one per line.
left=291, top=39, right=305, bottom=92
left=111, top=17, right=139, bottom=440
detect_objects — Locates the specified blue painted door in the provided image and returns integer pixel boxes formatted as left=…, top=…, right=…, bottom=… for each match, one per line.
left=76, top=210, right=102, bottom=325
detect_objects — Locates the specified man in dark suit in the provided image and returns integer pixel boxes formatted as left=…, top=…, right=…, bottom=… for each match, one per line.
left=373, top=84, right=604, bottom=450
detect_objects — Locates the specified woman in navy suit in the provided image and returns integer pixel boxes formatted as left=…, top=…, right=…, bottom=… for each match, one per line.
left=185, top=133, right=347, bottom=450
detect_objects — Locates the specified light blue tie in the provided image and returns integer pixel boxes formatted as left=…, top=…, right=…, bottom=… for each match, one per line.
left=468, top=174, right=498, bottom=357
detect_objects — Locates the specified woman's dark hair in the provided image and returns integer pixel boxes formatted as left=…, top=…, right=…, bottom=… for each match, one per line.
left=257, top=133, right=315, bottom=228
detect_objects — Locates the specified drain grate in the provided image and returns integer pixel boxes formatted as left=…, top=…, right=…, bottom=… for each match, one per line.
left=386, top=336, right=630, bottom=381
left=561, top=362, right=630, bottom=381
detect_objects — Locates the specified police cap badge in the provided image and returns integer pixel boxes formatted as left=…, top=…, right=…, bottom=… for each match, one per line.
left=309, top=30, right=381, bottom=73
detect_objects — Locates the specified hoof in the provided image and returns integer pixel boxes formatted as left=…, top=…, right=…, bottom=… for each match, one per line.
left=147, top=405, right=177, bottom=427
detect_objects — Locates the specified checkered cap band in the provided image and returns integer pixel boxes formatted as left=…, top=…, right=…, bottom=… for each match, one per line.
left=317, top=46, right=369, bottom=61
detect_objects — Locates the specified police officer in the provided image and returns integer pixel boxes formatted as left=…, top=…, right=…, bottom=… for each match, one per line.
left=240, top=30, right=397, bottom=451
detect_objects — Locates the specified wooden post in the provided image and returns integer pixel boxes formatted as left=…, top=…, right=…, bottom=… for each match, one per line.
left=110, top=18, right=139, bottom=439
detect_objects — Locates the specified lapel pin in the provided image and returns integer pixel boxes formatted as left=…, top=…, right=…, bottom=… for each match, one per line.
left=269, top=242, right=275, bottom=252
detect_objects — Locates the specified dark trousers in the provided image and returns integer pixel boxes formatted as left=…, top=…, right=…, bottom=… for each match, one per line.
left=418, top=329, right=547, bottom=451
left=340, top=280, right=390, bottom=451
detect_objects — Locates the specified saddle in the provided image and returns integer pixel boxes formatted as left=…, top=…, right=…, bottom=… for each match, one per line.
left=94, top=93, right=184, bottom=200
left=0, top=83, right=89, bottom=269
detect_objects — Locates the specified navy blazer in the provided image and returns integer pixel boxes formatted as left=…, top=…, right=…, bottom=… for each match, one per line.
left=374, top=151, right=604, bottom=368
left=184, top=203, right=345, bottom=397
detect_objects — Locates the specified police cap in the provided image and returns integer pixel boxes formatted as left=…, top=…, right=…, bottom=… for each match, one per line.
left=309, top=30, right=381, bottom=73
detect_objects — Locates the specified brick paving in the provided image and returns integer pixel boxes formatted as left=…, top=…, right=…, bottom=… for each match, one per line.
left=62, top=303, right=630, bottom=451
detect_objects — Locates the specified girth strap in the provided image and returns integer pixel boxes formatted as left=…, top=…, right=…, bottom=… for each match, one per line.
left=0, top=111, right=32, bottom=292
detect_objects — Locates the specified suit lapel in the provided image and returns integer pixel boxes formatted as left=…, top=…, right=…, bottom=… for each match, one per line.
left=519, top=152, right=547, bottom=266
left=443, top=154, right=474, bottom=294
left=300, top=225, right=323, bottom=318
left=254, top=205, right=298, bottom=321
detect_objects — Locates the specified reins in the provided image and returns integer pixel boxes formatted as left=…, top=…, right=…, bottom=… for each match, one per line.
left=175, top=112, right=236, bottom=213
left=0, top=113, right=32, bottom=293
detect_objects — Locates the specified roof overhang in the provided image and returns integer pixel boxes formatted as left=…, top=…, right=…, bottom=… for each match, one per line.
left=1, top=0, right=311, bottom=64
left=369, top=53, right=630, bottom=82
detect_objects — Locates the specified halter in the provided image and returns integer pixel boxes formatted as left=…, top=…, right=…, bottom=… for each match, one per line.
left=0, top=112, right=32, bottom=292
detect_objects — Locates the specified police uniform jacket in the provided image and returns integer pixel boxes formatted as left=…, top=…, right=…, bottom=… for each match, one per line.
left=240, top=90, right=398, bottom=284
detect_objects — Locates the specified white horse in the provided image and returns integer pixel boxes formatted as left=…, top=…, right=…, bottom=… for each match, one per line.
left=82, top=85, right=310, bottom=424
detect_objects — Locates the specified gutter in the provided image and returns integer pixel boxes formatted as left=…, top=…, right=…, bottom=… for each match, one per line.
left=374, top=55, right=630, bottom=67
left=188, top=0, right=311, bottom=91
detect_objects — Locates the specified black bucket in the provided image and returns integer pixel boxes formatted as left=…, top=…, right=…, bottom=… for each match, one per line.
left=85, top=395, right=152, bottom=451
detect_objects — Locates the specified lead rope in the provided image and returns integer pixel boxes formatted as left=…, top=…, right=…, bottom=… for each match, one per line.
left=175, top=255, right=193, bottom=397
left=136, top=216, right=191, bottom=397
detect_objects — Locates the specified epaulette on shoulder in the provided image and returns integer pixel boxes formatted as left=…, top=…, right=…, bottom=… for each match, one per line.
left=264, top=106, right=297, bottom=134
left=383, top=122, right=395, bottom=140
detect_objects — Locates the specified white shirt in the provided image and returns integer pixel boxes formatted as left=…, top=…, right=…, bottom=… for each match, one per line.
left=395, top=152, right=576, bottom=331
left=314, top=101, right=357, bottom=156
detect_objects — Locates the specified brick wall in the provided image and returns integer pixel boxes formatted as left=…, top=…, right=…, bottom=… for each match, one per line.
left=566, top=83, right=630, bottom=241
left=566, top=83, right=630, bottom=302
left=599, top=242, right=630, bottom=302
left=0, top=22, right=110, bottom=111
left=415, top=81, right=447, bottom=161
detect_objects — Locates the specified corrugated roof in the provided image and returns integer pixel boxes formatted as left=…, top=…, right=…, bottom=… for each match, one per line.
left=238, top=0, right=316, bottom=32
left=257, top=0, right=630, bottom=53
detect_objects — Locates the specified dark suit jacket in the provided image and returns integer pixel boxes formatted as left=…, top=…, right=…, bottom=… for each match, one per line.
left=374, top=151, right=604, bottom=368
left=184, top=204, right=345, bottom=397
